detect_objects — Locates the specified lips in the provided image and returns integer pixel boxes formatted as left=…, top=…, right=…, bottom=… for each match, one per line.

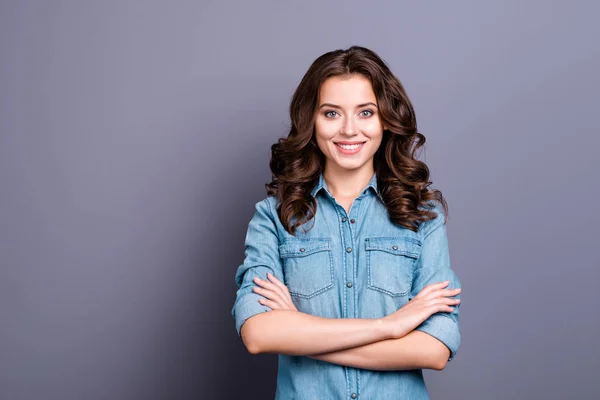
left=334, top=141, right=366, bottom=145
left=334, top=141, right=366, bottom=154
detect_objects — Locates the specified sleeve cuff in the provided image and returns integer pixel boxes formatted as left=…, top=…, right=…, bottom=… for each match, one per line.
left=232, top=290, right=271, bottom=337
left=415, top=313, right=461, bottom=362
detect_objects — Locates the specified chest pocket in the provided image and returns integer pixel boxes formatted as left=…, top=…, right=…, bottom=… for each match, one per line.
left=279, top=238, right=334, bottom=299
left=365, top=236, right=422, bottom=297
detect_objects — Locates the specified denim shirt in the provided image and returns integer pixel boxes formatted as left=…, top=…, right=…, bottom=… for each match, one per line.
left=231, top=171, right=461, bottom=400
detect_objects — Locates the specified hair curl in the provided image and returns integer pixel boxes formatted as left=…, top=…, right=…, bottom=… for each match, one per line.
left=266, top=45, right=448, bottom=235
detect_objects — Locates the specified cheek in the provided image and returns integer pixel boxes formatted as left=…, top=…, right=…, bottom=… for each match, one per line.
left=363, top=122, right=384, bottom=140
left=315, top=136, right=333, bottom=157
left=364, top=118, right=384, bottom=132
left=314, top=121, right=339, bottom=146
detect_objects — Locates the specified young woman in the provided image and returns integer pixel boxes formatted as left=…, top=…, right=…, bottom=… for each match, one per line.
left=231, top=46, right=462, bottom=400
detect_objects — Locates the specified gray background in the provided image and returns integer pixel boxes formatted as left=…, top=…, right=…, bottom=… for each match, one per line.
left=1, top=1, right=598, bottom=399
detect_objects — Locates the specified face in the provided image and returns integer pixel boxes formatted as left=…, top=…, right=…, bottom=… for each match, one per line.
left=314, top=74, right=385, bottom=173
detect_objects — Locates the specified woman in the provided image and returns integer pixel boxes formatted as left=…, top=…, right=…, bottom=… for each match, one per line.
left=231, top=46, right=462, bottom=400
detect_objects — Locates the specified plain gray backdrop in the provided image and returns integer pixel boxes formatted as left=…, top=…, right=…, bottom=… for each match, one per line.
left=1, top=1, right=598, bottom=399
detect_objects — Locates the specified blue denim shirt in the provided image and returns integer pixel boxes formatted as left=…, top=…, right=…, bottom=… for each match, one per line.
left=231, top=171, right=461, bottom=400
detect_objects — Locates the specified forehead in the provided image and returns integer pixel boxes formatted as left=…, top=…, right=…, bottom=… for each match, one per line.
left=319, top=74, right=377, bottom=104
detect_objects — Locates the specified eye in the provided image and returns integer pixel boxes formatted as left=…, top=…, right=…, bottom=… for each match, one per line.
left=324, top=110, right=339, bottom=118
left=359, top=109, right=374, bottom=117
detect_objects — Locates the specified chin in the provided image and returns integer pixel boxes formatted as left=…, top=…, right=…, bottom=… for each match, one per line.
left=330, top=158, right=368, bottom=171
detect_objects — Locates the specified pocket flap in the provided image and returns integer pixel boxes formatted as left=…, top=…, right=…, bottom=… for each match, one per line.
left=364, top=236, right=421, bottom=258
left=279, top=238, right=332, bottom=258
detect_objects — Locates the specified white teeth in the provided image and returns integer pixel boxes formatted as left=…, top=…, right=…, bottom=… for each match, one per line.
left=336, top=143, right=363, bottom=150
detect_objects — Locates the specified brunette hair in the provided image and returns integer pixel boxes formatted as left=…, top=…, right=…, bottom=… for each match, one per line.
left=266, top=45, right=448, bottom=235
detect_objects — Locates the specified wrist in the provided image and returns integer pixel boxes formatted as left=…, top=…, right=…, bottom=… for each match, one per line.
left=375, top=317, right=395, bottom=340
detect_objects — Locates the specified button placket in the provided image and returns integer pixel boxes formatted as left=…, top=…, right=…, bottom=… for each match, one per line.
left=340, top=201, right=360, bottom=398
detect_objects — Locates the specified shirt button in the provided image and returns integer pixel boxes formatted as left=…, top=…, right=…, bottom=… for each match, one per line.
left=350, top=219, right=355, bottom=223
left=299, top=248, right=306, bottom=252
left=392, top=245, right=398, bottom=250
left=341, top=217, right=347, bottom=222
left=346, top=247, right=352, bottom=253
left=351, top=394, right=357, bottom=399
left=346, top=282, right=352, bottom=288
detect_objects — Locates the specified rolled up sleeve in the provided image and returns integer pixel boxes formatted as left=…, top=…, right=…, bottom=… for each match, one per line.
left=231, top=197, right=283, bottom=337
left=411, top=205, right=462, bottom=362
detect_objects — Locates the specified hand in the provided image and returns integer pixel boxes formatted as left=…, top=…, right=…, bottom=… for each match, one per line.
left=382, top=280, right=461, bottom=339
left=253, top=272, right=298, bottom=312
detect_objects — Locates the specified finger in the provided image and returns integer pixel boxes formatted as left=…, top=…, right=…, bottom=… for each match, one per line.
left=254, top=276, right=287, bottom=298
left=266, top=273, right=296, bottom=306
left=259, top=295, right=296, bottom=311
left=256, top=287, right=295, bottom=311
left=267, top=272, right=289, bottom=292
left=426, top=297, right=461, bottom=308
left=265, top=272, right=286, bottom=291
left=259, top=298, right=282, bottom=309
left=441, top=287, right=461, bottom=295
left=253, top=286, right=284, bottom=302
left=426, top=287, right=462, bottom=300
left=415, top=280, right=450, bottom=298
left=253, top=286, right=274, bottom=300
left=440, top=297, right=461, bottom=306
left=423, top=301, right=455, bottom=314
left=257, top=278, right=291, bottom=300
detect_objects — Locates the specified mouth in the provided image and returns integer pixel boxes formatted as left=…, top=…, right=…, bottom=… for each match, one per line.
left=333, top=141, right=366, bottom=154
left=334, top=141, right=366, bottom=150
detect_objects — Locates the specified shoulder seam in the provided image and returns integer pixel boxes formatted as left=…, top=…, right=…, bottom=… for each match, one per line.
left=263, top=196, right=282, bottom=244
left=420, top=206, right=446, bottom=240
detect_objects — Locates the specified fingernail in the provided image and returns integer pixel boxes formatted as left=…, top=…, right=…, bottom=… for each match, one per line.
left=267, top=272, right=272, bottom=277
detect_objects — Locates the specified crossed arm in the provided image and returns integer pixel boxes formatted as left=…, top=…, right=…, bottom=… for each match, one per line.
left=308, top=329, right=451, bottom=371
left=232, top=199, right=460, bottom=372
left=239, top=269, right=453, bottom=371
left=240, top=308, right=451, bottom=371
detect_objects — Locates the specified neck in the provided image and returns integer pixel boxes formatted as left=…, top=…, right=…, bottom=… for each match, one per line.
left=323, top=163, right=374, bottom=199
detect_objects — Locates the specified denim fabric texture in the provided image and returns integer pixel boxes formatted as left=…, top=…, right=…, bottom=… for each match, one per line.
left=231, top=171, right=461, bottom=400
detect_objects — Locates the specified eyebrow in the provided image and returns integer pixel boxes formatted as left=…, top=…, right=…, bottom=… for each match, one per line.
left=318, top=102, right=378, bottom=110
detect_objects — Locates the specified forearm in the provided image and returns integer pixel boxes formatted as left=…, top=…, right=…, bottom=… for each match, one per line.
left=308, top=330, right=449, bottom=371
left=241, top=310, right=391, bottom=356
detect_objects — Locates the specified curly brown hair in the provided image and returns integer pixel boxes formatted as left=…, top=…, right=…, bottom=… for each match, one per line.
left=266, top=45, right=448, bottom=235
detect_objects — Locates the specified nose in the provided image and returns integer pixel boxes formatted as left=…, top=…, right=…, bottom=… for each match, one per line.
left=341, top=115, right=358, bottom=136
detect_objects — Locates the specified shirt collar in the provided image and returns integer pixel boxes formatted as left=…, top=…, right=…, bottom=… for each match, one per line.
left=310, top=171, right=380, bottom=200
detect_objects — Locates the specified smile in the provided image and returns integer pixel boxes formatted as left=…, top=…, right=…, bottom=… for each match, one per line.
left=334, top=141, right=366, bottom=154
